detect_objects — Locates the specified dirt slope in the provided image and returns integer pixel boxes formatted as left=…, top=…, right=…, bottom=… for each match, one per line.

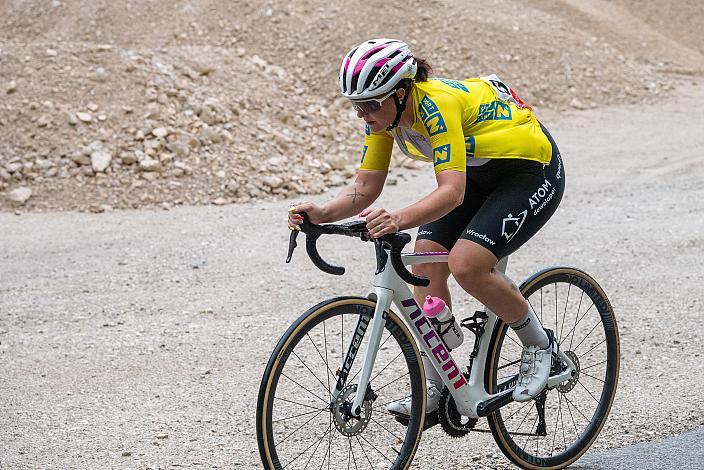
left=0, top=0, right=702, bottom=212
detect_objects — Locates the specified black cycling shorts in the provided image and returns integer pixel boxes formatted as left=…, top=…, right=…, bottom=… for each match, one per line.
left=417, top=124, right=565, bottom=260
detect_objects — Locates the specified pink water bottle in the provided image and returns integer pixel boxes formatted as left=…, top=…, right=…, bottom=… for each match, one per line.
left=423, top=295, right=464, bottom=350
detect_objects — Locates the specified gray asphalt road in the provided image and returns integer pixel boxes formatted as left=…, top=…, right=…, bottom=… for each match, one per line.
left=576, top=427, right=704, bottom=469
left=2, top=81, right=703, bottom=469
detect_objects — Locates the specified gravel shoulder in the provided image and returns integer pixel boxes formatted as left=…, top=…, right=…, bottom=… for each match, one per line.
left=1, top=80, right=703, bottom=468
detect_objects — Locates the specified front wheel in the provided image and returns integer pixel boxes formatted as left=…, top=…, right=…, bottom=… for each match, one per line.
left=257, top=297, right=426, bottom=469
left=485, top=267, right=620, bottom=469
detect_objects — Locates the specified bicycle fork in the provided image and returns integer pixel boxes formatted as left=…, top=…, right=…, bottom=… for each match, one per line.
left=330, top=287, right=392, bottom=417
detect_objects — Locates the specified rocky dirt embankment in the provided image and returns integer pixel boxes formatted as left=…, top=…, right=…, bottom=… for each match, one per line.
left=1, top=0, right=702, bottom=212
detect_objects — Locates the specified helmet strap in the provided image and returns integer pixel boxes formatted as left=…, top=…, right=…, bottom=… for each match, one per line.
left=386, top=81, right=412, bottom=131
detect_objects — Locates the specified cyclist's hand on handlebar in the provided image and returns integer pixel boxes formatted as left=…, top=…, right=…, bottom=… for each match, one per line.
left=288, top=202, right=325, bottom=230
left=359, top=207, right=401, bottom=239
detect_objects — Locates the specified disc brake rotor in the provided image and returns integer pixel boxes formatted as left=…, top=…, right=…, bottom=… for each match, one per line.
left=556, top=350, right=580, bottom=393
left=332, top=384, right=372, bottom=437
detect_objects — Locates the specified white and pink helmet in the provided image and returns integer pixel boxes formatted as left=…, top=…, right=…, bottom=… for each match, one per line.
left=339, top=39, right=418, bottom=101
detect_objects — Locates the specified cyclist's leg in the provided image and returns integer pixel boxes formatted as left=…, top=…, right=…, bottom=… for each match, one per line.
left=412, top=239, right=452, bottom=306
left=389, top=172, right=487, bottom=417
left=414, top=174, right=489, bottom=309
left=449, top=147, right=565, bottom=400
left=448, top=132, right=565, bottom=324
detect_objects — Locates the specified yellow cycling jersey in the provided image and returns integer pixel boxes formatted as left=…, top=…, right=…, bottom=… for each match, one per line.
left=359, top=75, right=553, bottom=174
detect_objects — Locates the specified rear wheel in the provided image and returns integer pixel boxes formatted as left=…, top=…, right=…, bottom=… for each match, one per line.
left=257, top=297, right=426, bottom=469
left=485, top=267, right=620, bottom=469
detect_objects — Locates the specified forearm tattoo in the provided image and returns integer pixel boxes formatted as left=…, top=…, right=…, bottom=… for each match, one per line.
left=347, top=185, right=365, bottom=206
left=491, top=267, right=519, bottom=292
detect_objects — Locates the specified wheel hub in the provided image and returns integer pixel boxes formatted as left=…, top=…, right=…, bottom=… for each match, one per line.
left=332, top=384, right=372, bottom=437
left=556, top=350, right=580, bottom=393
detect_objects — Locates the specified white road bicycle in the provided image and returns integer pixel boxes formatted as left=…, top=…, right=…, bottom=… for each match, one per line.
left=256, top=216, right=619, bottom=469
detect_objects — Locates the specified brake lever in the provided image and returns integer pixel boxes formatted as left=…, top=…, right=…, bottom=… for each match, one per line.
left=286, top=228, right=299, bottom=263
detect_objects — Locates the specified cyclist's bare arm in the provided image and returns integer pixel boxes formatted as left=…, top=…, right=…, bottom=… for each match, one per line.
left=395, top=170, right=465, bottom=230
left=361, top=170, right=466, bottom=238
left=289, top=170, right=387, bottom=227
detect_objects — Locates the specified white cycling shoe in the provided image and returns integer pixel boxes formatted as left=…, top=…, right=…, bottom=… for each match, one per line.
left=387, top=381, right=442, bottom=419
left=512, top=329, right=558, bottom=402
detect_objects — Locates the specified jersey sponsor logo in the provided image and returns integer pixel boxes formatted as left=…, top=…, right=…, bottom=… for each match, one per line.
left=418, top=229, right=433, bottom=236
left=501, top=210, right=527, bottom=241
left=530, top=179, right=557, bottom=216
left=364, top=124, right=371, bottom=136
left=419, top=96, right=439, bottom=120
left=466, top=229, right=496, bottom=246
left=476, top=100, right=512, bottom=123
left=433, top=144, right=451, bottom=166
left=419, top=95, right=447, bottom=136
left=361, top=145, right=368, bottom=164
left=424, top=113, right=447, bottom=136
left=437, top=78, right=469, bottom=93
left=465, top=135, right=476, bottom=157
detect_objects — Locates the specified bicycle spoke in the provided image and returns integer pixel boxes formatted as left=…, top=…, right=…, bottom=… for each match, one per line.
left=567, top=291, right=585, bottom=351
left=278, top=406, right=328, bottom=445
left=306, top=333, right=336, bottom=387
left=576, top=377, right=601, bottom=405
left=301, top=420, right=330, bottom=470
left=368, top=350, right=404, bottom=385
left=522, top=414, right=540, bottom=453
left=359, top=431, right=395, bottom=464
left=347, top=333, right=393, bottom=384
left=371, top=370, right=410, bottom=394
left=374, top=393, right=410, bottom=410
left=504, top=333, right=523, bottom=350
left=273, top=406, right=329, bottom=424
left=555, top=282, right=558, bottom=337
left=281, top=372, right=328, bottom=405
left=560, top=393, right=568, bottom=453
left=575, top=334, right=606, bottom=359
left=559, top=282, right=571, bottom=343
left=563, top=302, right=595, bottom=350
left=563, top=393, right=581, bottom=440
left=502, top=400, right=534, bottom=424
left=580, top=370, right=606, bottom=384
left=551, top=392, right=562, bottom=456
left=580, top=358, right=607, bottom=371
left=498, top=356, right=521, bottom=370
left=321, top=414, right=335, bottom=470
left=510, top=400, right=537, bottom=436
left=369, top=415, right=405, bottom=442
left=281, top=416, right=332, bottom=469
left=356, top=435, right=374, bottom=468
left=571, top=320, right=603, bottom=354
left=275, top=396, right=328, bottom=412
left=562, top=393, right=593, bottom=425
left=292, top=350, right=332, bottom=397
left=347, top=438, right=355, bottom=470
left=528, top=297, right=542, bottom=326
left=323, top=321, right=332, bottom=404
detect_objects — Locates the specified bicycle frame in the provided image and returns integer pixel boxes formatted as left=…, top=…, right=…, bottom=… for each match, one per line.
left=332, top=248, right=578, bottom=420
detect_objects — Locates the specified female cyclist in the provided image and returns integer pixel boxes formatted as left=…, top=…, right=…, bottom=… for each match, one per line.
left=287, top=39, right=565, bottom=418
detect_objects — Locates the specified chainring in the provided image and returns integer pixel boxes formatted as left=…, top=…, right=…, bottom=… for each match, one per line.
left=332, top=384, right=372, bottom=437
left=438, top=386, right=477, bottom=438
